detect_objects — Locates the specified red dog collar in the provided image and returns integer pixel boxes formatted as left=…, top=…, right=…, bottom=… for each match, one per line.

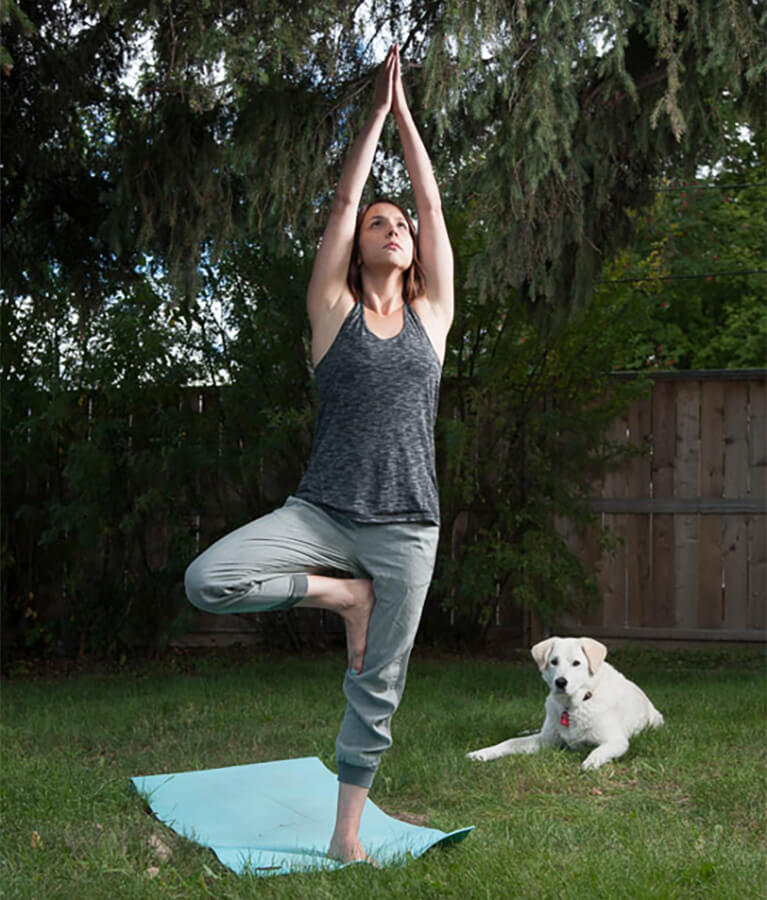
left=560, top=692, right=592, bottom=727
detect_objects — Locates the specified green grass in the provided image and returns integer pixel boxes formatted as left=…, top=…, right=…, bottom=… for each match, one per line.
left=2, top=647, right=765, bottom=899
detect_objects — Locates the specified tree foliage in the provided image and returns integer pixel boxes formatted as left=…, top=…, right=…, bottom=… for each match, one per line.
left=602, top=128, right=766, bottom=370
left=2, top=0, right=764, bottom=306
left=2, top=2, right=764, bottom=658
left=435, top=212, right=650, bottom=633
left=2, top=245, right=314, bottom=659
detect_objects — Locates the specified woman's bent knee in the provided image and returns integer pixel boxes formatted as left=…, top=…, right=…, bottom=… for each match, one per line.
left=184, top=553, right=307, bottom=615
left=184, top=556, right=215, bottom=613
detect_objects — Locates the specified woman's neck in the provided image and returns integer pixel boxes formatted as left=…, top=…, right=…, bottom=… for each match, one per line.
left=360, top=269, right=404, bottom=315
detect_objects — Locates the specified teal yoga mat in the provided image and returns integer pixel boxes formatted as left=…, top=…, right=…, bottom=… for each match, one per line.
left=131, top=756, right=473, bottom=875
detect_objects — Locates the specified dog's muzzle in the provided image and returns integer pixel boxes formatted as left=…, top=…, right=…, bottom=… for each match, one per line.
left=555, top=677, right=568, bottom=691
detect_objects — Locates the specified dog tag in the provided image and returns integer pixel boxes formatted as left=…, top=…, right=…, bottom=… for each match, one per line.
left=560, top=710, right=570, bottom=727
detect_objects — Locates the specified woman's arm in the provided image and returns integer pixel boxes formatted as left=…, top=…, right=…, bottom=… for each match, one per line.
left=307, top=48, right=395, bottom=331
left=391, top=46, right=454, bottom=339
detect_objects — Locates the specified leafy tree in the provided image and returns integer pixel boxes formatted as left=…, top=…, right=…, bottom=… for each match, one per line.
left=3, top=274, right=207, bottom=657
left=2, top=2, right=764, bottom=657
left=2, top=243, right=315, bottom=659
left=601, top=128, right=766, bottom=370
left=435, top=212, right=650, bottom=635
left=2, top=1, right=764, bottom=309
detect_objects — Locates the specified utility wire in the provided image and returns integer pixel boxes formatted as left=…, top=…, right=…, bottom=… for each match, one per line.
left=654, top=182, right=767, bottom=192
left=599, top=269, right=767, bottom=285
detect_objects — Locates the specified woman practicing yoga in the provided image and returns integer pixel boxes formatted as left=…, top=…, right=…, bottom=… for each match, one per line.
left=185, top=44, right=453, bottom=864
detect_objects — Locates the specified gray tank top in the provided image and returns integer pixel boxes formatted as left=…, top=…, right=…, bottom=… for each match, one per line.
left=296, top=301, right=442, bottom=524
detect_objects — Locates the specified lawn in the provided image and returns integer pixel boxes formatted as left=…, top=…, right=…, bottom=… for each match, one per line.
left=1, top=646, right=765, bottom=899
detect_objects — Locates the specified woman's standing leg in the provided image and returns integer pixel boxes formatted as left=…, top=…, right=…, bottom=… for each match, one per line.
left=333, top=522, right=440, bottom=795
left=184, top=497, right=381, bottom=863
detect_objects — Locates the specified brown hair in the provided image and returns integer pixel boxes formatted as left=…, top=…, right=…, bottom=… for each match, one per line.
left=346, top=199, right=427, bottom=305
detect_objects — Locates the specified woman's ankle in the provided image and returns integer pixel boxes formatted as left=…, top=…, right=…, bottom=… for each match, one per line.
left=300, top=576, right=372, bottom=614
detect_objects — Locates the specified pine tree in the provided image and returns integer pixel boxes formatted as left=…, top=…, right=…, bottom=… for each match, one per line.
left=2, top=1, right=764, bottom=308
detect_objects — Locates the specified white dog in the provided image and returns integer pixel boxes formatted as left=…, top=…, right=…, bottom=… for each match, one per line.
left=468, top=636, right=664, bottom=771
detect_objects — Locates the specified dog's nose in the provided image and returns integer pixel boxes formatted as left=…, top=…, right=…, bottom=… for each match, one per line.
left=555, top=677, right=568, bottom=689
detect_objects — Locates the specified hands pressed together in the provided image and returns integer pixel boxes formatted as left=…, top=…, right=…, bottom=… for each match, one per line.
left=373, top=44, right=410, bottom=119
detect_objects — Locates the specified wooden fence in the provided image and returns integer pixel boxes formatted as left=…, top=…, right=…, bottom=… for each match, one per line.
left=179, top=370, right=766, bottom=649
left=552, top=370, right=766, bottom=643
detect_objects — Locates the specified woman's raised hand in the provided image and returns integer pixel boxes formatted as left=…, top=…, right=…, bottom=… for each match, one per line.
left=391, top=45, right=410, bottom=119
left=372, top=46, right=396, bottom=114
left=371, top=45, right=409, bottom=118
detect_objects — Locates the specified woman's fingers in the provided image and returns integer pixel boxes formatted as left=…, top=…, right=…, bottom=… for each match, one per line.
left=391, top=44, right=408, bottom=116
left=372, top=46, right=395, bottom=112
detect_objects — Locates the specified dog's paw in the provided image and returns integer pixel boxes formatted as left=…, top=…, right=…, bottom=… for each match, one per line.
left=581, top=751, right=607, bottom=771
left=582, top=738, right=628, bottom=771
left=467, top=749, right=490, bottom=762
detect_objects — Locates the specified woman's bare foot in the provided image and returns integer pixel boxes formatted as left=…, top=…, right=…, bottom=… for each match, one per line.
left=325, top=782, right=380, bottom=866
left=328, top=834, right=365, bottom=862
left=327, top=834, right=380, bottom=866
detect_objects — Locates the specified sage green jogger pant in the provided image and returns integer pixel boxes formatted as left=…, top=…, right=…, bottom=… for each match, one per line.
left=184, top=496, right=439, bottom=789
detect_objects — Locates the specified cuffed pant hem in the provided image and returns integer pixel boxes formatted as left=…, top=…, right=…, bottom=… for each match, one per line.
left=337, top=762, right=377, bottom=789
left=292, top=572, right=309, bottom=601
left=260, top=573, right=309, bottom=611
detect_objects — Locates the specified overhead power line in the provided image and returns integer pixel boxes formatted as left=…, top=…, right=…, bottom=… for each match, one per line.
left=655, top=182, right=767, bottom=192
left=599, top=269, right=767, bottom=285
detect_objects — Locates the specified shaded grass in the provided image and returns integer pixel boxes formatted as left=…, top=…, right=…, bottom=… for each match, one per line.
left=1, top=647, right=765, bottom=898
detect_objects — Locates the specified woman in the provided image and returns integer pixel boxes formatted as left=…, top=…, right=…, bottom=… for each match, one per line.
left=185, top=45, right=453, bottom=864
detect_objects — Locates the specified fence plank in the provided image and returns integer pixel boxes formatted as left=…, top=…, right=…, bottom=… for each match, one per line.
left=724, top=382, right=749, bottom=500
left=748, top=515, right=766, bottom=630
left=600, top=513, right=628, bottom=627
left=673, top=380, right=700, bottom=629
left=650, top=381, right=677, bottom=628
left=575, top=519, right=605, bottom=628
left=722, top=515, right=748, bottom=631
left=652, top=381, right=676, bottom=497
left=749, top=379, right=766, bottom=499
left=629, top=514, right=651, bottom=627
left=627, top=397, right=651, bottom=625
left=697, top=381, right=725, bottom=628
left=697, top=517, right=723, bottom=628
left=700, top=381, right=725, bottom=495
left=747, top=379, right=767, bottom=630
left=722, top=383, right=750, bottom=629
left=600, top=415, right=631, bottom=627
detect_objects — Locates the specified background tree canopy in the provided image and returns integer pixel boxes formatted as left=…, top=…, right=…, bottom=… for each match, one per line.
left=1, top=1, right=764, bottom=659
left=2, top=0, right=764, bottom=307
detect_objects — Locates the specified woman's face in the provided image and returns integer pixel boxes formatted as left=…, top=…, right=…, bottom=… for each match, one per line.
left=357, top=202, right=415, bottom=272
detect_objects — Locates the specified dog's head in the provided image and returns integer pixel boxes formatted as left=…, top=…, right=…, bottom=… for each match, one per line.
left=530, top=636, right=607, bottom=697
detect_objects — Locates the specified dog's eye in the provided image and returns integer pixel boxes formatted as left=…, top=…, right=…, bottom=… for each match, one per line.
left=572, top=660, right=581, bottom=667
left=550, top=658, right=558, bottom=666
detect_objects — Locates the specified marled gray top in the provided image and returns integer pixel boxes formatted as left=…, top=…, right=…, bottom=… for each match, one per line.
left=296, top=301, right=442, bottom=524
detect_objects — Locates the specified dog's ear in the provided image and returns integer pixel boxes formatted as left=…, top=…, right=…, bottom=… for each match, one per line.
left=531, top=638, right=557, bottom=671
left=580, top=638, right=607, bottom=674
